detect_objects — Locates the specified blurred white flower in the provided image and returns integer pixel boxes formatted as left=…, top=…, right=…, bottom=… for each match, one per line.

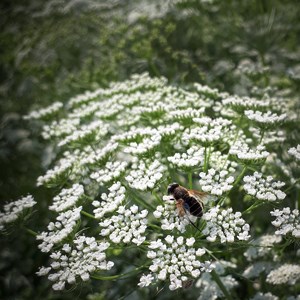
left=0, top=195, right=36, bottom=230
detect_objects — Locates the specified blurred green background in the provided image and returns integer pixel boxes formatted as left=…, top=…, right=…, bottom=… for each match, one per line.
left=0, top=0, right=299, bottom=299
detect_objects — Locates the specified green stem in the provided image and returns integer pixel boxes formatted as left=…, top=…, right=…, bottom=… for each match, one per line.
left=91, top=265, right=145, bottom=281
left=259, top=130, right=265, bottom=144
left=188, top=172, right=193, bottom=190
left=24, top=227, right=38, bottom=236
left=81, top=210, right=97, bottom=220
left=152, top=190, right=163, bottom=205
left=204, top=147, right=211, bottom=172
left=211, top=270, right=233, bottom=300
left=242, top=200, right=264, bottom=215
left=234, top=166, right=247, bottom=187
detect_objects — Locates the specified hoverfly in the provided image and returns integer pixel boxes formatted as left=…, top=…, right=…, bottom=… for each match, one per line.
left=167, top=182, right=206, bottom=218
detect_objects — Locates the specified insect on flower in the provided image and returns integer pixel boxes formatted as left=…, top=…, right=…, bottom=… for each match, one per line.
left=167, top=183, right=206, bottom=218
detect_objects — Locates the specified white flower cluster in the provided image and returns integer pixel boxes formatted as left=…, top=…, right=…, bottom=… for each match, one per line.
left=167, top=146, right=205, bottom=169
left=49, top=184, right=84, bottom=212
left=266, top=264, right=300, bottom=285
left=245, top=110, right=286, bottom=127
left=23, top=102, right=63, bottom=120
left=167, top=107, right=205, bottom=120
left=153, top=196, right=196, bottom=233
left=196, top=261, right=238, bottom=300
left=250, top=292, right=279, bottom=300
left=80, top=142, right=119, bottom=165
left=37, top=156, right=75, bottom=186
left=183, top=118, right=231, bottom=146
left=222, top=96, right=270, bottom=112
left=202, top=206, right=250, bottom=243
left=125, top=158, right=165, bottom=191
left=209, top=151, right=238, bottom=173
left=229, top=141, right=269, bottom=162
left=194, top=83, right=220, bottom=98
left=123, top=133, right=161, bottom=155
left=37, top=207, right=82, bottom=252
left=42, top=118, right=80, bottom=140
left=139, top=235, right=212, bottom=290
left=90, top=161, right=128, bottom=184
left=244, top=234, right=282, bottom=262
left=249, top=127, right=286, bottom=144
left=99, top=205, right=148, bottom=245
left=0, top=195, right=36, bottom=230
left=243, top=172, right=286, bottom=201
left=270, top=207, right=300, bottom=238
left=36, top=235, right=114, bottom=290
left=92, top=182, right=126, bottom=219
left=288, top=144, right=300, bottom=161
left=243, top=261, right=275, bottom=280
left=199, top=168, right=235, bottom=196
left=58, top=121, right=108, bottom=147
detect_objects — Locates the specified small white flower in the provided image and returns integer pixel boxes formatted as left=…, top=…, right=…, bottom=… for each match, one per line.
left=138, top=274, right=154, bottom=287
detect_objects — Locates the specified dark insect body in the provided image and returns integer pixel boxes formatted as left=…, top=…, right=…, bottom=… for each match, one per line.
left=167, top=183, right=205, bottom=217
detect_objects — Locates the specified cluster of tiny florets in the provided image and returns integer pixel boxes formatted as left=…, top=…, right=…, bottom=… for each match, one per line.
left=37, top=156, right=75, bottom=186
left=90, top=161, right=128, bottom=185
left=36, top=207, right=82, bottom=252
left=244, top=234, right=282, bottom=261
left=270, top=207, right=300, bottom=238
left=0, top=195, right=36, bottom=230
left=167, top=146, right=205, bottom=169
left=243, top=172, right=286, bottom=201
left=202, top=206, right=250, bottom=242
left=288, top=145, right=300, bottom=161
left=92, top=182, right=126, bottom=219
left=266, top=264, right=300, bottom=285
left=24, top=102, right=63, bottom=120
left=229, top=141, right=269, bottom=162
left=222, top=96, right=270, bottom=113
left=36, top=235, right=114, bottom=290
left=58, top=121, right=108, bottom=147
left=99, top=205, right=148, bottom=245
left=49, top=184, right=84, bottom=212
left=125, top=158, right=165, bottom=191
left=139, top=235, right=212, bottom=290
left=244, top=110, right=286, bottom=128
left=199, top=168, right=235, bottom=196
